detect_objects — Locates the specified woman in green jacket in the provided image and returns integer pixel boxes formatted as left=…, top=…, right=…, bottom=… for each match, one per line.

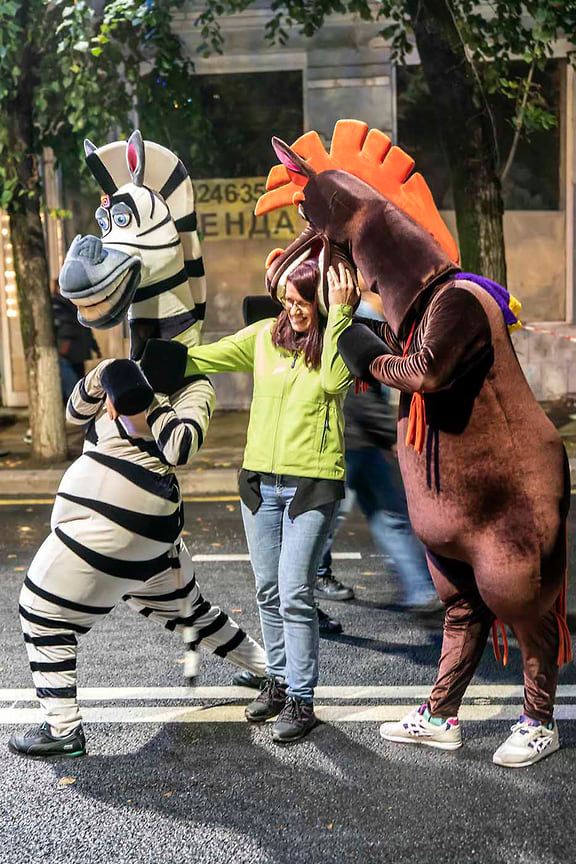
left=185, top=260, right=358, bottom=742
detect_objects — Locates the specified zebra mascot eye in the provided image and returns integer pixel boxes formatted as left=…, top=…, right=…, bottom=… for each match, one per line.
left=113, top=211, right=132, bottom=228
left=95, top=206, right=110, bottom=234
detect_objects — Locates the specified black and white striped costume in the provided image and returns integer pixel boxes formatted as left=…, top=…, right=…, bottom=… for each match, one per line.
left=18, top=132, right=265, bottom=738
left=20, top=362, right=265, bottom=736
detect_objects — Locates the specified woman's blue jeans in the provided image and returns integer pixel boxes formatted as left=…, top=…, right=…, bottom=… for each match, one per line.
left=241, top=480, right=337, bottom=702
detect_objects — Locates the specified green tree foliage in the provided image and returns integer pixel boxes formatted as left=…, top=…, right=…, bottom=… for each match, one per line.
left=0, top=0, right=195, bottom=207
left=0, top=0, right=194, bottom=460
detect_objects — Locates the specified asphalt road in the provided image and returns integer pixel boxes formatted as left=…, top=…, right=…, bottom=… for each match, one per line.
left=1, top=497, right=576, bottom=864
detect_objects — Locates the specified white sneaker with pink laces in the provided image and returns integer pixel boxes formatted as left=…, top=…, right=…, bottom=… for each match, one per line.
left=380, top=703, right=462, bottom=750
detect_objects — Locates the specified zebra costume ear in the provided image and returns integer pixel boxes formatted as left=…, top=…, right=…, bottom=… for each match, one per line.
left=84, top=139, right=97, bottom=158
left=126, top=130, right=145, bottom=187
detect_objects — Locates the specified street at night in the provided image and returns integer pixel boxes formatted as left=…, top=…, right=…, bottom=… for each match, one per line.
left=1, top=496, right=575, bottom=864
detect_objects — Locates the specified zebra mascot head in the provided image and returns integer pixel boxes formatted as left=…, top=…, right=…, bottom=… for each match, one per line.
left=59, top=129, right=206, bottom=359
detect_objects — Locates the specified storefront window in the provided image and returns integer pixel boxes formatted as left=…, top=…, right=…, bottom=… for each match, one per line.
left=141, top=70, right=304, bottom=179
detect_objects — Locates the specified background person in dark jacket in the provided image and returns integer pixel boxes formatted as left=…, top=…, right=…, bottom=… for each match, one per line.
left=24, top=284, right=103, bottom=446
left=318, top=295, right=439, bottom=613
left=52, top=281, right=101, bottom=399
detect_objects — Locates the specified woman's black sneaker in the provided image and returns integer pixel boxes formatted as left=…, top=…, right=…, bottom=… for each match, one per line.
left=232, top=670, right=267, bottom=689
left=8, top=722, right=86, bottom=758
left=272, top=697, right=318, bottom=742
left=317, top=607, right=343, bottom=635
left=245, top=676, right=287, bottom=722
left=315, top=575, right=354, bottom=601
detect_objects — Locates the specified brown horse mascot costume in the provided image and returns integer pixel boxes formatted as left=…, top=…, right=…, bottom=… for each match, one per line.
left=254, top=119, right=571, bottom=768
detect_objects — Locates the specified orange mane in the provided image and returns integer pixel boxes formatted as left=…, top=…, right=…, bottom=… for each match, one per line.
left=255, top=119, right=459, bottom=263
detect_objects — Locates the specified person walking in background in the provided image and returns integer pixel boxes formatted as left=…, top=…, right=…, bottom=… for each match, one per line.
left=52, top=280, right=101, bottom=398
left=185, top=260, right=359, bottom=742
left=318, top=292, right=439, bottom=614
left=24, top=282, right=103, bottom=446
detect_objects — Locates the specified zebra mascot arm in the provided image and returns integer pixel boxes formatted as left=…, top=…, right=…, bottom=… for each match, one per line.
left=135, top=336, right=215, bottom=468
left=66, top=359, right=113, bottom=425
left=145, top=381, right=215, bottom=468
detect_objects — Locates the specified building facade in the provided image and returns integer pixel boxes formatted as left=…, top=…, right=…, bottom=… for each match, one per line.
left=1, top=4, right=574, bottom=406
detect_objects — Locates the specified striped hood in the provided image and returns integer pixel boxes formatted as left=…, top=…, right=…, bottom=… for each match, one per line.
left=59, top=130, right=206, bottom=358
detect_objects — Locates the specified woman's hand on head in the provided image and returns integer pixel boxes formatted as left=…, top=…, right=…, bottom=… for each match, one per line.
left=327, top=263, right=360, bottom=308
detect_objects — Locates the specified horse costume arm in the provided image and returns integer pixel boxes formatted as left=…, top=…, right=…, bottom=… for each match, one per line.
left=185, top=322, right=261, bottom=377
left=65, top=359, right=114, bottom=425
left=353, top=317, right=401, bottom=354
left=146, top=377, right=215, bottom=467
left=320, top=304, right=355, bottom=394
left=369, top=289, right=492, bottom=394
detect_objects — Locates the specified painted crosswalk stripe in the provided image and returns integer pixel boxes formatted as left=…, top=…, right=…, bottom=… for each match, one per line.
left=191, top=552, right=362, bottom=562
left=1, top=703, right=576, bottom=724
left=1, top=685, right=576, bottom=702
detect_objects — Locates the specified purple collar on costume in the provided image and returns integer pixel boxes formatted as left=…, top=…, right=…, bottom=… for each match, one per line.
left=455, top=272, right=520, bottom=329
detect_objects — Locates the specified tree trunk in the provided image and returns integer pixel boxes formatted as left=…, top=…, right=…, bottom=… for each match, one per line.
left=7, top=0, right=67, bottom=463
left=405, top=0, right=507, bottom=285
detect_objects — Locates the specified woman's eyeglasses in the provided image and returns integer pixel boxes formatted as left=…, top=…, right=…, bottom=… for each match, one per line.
left=284, top=297, right=313, bottom=311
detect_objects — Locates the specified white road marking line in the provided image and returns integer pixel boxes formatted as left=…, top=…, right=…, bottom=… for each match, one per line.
left=2, top=685, right=576, bottom=702
left=191, top=552, right=362, bottom=562
left=1, top=704, right=576, bottom=724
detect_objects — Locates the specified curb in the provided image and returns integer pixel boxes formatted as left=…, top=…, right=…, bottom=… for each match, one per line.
left=0, top=461, right=575, bottom=498
left=0, top=467, right=240, bottom=497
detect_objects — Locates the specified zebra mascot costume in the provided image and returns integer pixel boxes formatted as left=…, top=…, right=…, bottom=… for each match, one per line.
left=9, top=131, right=266, bottom=758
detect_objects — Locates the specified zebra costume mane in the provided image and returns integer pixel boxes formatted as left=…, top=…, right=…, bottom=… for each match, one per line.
left=60, top=130, right=206, bottom=359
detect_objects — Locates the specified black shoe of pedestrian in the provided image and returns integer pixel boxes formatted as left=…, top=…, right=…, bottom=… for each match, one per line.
left=232, top=670, right=267, bottom=690
left=245, top=677, right=287, bottom=722
left=8, top=722, right=86, bottom=758
left=272, top=696, right=318, bottom=743
left=315, top=575, right=354, bottom=602
left=317, top=606, right=343, bottom=635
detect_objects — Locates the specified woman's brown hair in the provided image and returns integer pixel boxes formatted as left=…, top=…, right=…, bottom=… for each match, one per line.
left=271, top=260, right=325, bottom=369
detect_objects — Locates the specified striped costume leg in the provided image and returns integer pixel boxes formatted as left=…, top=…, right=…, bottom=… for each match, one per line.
left=124, top=544, right=266, bottom=676
left=20, top=514, right=182, bottom=736
left=20, top=533, right=121, bottom=737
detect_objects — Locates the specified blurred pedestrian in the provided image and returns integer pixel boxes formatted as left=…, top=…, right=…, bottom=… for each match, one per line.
left=318, top=293, right=439, bottom=612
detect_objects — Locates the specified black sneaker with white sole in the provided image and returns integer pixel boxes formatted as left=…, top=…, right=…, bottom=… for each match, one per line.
left=245, top=677, right=287, bottom=722
left=272, top=697, right=318, bottom=742
left=8, top=722, right=86, bottom=758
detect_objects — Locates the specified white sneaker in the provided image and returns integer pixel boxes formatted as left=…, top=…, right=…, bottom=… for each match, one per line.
left=492, top=717, right=559, bottom=768
left=380, top=703, right=462, bottom=750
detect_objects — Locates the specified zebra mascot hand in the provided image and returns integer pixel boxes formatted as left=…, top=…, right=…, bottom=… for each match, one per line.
left=8, top=131, right=266, bottom=759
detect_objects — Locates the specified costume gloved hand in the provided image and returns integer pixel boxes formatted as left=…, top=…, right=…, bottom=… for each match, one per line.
left=100, top=359, right=154, bottom=416
left=140, top=338, right=188, bottom=395
left=337, top=322, right=388, bottom=382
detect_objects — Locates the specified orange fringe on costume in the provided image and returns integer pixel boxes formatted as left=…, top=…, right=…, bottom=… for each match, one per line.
left=401, top=321, right=427, bottom=455
left=491, top=566, right=572, bottom=668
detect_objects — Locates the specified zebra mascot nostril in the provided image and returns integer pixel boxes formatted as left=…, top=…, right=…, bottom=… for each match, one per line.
left=8, top=132, right=267, bottom=759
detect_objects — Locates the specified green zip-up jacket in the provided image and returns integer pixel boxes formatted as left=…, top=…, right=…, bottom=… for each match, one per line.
left=185, top=304, right=354, bottom=480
